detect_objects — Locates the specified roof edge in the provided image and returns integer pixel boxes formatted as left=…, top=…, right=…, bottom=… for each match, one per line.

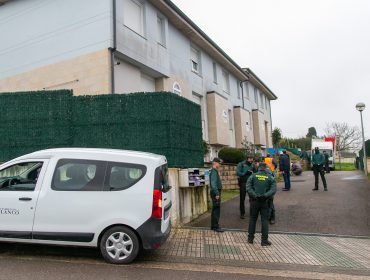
left=243, top=68, right=277, bottom=100
left=159, top=0, right=249, bottom=80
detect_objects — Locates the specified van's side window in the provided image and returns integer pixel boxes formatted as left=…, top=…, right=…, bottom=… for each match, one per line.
left=52, top=159, right=106, bottom=191
left=0, top=162, right=43, bottom=192
left=105, top=162, right=147, bottom=191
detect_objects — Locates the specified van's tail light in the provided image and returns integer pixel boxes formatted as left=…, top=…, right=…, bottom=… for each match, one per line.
left=152, top=189, right=163, bottom=219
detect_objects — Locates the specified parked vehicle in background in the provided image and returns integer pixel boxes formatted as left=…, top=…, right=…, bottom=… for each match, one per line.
left=311, top=138, right=336, bottom=170
left=0, top=148, right=172, bottom=264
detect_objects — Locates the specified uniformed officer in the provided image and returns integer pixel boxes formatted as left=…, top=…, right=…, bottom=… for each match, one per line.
left=246, top=162, right=277, bottom=246
left=264, top=163, right=276, bottom=225
left=236, top=155, right=256, bottom=219
left=323, top=150, right=330, bottom=173
left=312, top=147, right=328, bottom=191
left=210, top=157, right=224, bottom=232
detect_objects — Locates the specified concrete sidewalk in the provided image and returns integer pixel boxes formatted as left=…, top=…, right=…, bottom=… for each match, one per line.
left=142, top=227, right=370, bottom=277
left=189, top=171, right=370, bottom=236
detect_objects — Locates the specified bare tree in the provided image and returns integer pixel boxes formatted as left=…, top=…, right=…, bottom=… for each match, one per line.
left=325, top=122, right=362, bottom=152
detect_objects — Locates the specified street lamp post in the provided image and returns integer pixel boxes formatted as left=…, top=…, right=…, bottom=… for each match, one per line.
left=356, top=102, right=368, bottom=176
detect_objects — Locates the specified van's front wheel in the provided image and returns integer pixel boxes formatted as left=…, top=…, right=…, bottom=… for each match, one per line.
left=100, top=226, right=140, bottom=264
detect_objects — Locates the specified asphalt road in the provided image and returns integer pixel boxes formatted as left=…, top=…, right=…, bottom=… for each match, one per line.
left=190, top=171, right=370, bottom=236
left=0, top=255, right=325, bottom=280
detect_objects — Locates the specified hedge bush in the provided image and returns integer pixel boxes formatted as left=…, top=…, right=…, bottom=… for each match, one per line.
left=218, top=147, right=245, bottom=164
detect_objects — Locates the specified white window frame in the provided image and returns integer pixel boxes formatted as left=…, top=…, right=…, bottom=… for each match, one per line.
left=123, top=0, right=145, bottom=36
left=212, top=62, right=217, bottom=84
left=254, top=87, right=259, bottom=107
left=245, top=82, right=250, bottom=99
left=222, top=70, right=230, bottom=94
left=173, top=82, right=182, bottom=95
left=228, top=109, right=233, bottom=130
left=191, top=46, right=201, bottom=74
left=237, top=80, right=241, bottom=99
left=192, top=92, right=205, bottom=138
left=260, top=92, right=264, bottom=109
left=157, top=15, right=166, bottom=46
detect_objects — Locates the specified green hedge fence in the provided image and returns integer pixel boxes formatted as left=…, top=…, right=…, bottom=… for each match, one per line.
left=0, top=90, right=203, bottom=168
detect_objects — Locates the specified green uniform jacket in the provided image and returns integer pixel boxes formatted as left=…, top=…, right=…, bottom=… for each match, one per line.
left=209, top=168, right=222, bottom=196
left=236, top=161, right=256, bottom=183
left=324, top=153, right=329, bottom=163
left=246, top=170, right=277, bottom=199
left=312, top=152, right=325, bottom=165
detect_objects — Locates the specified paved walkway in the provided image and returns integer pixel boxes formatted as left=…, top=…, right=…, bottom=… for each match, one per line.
left=190, top=171, right=370, bottom=236
left=142, top=227, right=370, bottom=277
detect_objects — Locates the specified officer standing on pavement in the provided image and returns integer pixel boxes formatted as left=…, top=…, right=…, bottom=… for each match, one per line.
left=210, top=158, right=224, bottom=232
left=246, top=163, right=277, bottom=246
left=312, top=147, right=328, bottom=191
left=323, top=150, right=330, bottom=173
left=236, top=155, right=257, bottom=219
left=279, top=150, right=291, bottom=191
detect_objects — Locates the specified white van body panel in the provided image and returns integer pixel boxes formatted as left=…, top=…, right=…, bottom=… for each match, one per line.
left=0, top=159, right=49, bottom=235
left=0, top=148, right=170, bottom=250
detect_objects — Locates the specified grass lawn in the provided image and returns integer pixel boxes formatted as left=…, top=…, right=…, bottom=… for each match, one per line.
left=335, top=162, right=356, bottom=171
left=221, top=189, right=240, bottom=203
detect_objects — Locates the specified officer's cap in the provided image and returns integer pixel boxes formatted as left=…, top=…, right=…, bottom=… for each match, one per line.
left=212, top=157, right=222, bottom=163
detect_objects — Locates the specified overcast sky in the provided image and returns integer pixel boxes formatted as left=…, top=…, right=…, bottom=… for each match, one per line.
left=172, top=0, right=370, bottom=139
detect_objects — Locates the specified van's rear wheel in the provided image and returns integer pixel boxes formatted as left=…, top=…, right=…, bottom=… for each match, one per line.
left=100, top=226, right=139, bottom=264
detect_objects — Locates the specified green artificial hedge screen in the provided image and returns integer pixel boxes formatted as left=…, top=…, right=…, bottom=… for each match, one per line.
left=0, top=90, right=203, bottom=168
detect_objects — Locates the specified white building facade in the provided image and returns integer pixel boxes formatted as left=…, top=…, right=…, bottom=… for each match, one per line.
left=0, top=0, right=277, bottom=155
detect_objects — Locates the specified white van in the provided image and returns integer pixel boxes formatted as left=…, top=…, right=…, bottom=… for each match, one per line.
left=0, top=148, right=172, bottom=264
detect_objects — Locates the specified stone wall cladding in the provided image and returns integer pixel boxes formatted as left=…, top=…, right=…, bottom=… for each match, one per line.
left=0, top=49, right=111, bottom=95
left=219, top=164, right=239, bottom=190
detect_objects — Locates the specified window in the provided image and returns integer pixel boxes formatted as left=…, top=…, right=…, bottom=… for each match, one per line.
left=105, top=162, right=146, bottom=191
left=228, top=109, right=233, bottom=130
left=212, top=62, right=217, bottom=83
left=237, top=81, right=241, bottom=99
left=173, top=82, right=181, bottom=95
left=0, top=162, right=43, bottom=191
left=191, top=47, right=201, bottom=73
left=52, top=159, right=106, bottom=191
left=265, top=96, right=268, bottom=110
left=260, top=92, right=264, bottom=109
left=192, top=92, right=205, bottom=138
left=154, top=164, right=170, bottom=192
left=222, top=70, right=230, bottom=93
left=123, top=0, right=144, bottom=36
left=157, top=15, right=165, bottom=46
left=245, top=82, right=250, bottom=99
left=254, top=87, right=259, bottom=107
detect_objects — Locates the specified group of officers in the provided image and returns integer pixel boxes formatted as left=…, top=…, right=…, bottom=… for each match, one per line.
left=209, top=148, right=330, bottom=247
left=209, top=155, right=277, bottom=246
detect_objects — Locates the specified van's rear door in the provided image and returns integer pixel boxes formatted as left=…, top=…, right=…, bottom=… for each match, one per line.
left=155, top=164, right=171, bottom=233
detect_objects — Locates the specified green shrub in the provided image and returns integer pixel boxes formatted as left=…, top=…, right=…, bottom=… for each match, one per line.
left=218, top=147, right=245, bottom=164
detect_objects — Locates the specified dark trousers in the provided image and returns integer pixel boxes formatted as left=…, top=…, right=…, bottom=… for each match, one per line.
left=248, top=199, right=269, bottom=241
left=313, top=165, right=327, bottom=189
left=239, top=179, right=247, bottom=216
left=325, top=162, right=330, bottom=173
left=283, top=171, right=291, bottom=190
left=211, top=193, right=221, bottom=229
left=268, top=198, right=275, bottom=221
